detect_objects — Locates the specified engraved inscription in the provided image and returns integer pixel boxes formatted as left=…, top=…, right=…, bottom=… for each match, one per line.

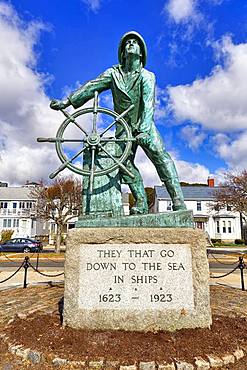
left=78, top=244, right=194, bottom=310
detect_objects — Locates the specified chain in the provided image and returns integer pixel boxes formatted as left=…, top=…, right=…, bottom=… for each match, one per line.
left=0, top=261, right=25, bottom=284
left=210, top=265, right=239, bottom=279
left=28, top=261, right=64, bottom=277
left=209, top=253, right=239, bottom=266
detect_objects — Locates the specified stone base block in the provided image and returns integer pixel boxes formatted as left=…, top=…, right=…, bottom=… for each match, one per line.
left=63, top=228, right=212, bottom=332
left=76, top=210, right=194, bottom=228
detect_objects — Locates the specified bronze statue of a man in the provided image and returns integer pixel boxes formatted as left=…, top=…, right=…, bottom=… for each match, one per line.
left=50, top=31, right=186, bottom=214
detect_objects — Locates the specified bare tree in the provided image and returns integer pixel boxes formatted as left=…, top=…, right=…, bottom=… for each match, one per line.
left=31, top=177, right=82, bottom=253
left=214, top=170, right=247, bottom=239
left=214, top=170, right=247, bottom=213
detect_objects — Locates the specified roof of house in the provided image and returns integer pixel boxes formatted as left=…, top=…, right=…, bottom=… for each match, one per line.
left=0, top=187, right=33, bottom=201
left=155, top=185, right=219, bottom=201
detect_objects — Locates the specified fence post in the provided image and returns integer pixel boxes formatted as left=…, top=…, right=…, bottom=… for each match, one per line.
left=238, top=256, right=246, bottom=291
left=36, top=253, right=40, bottom=270
left=23, top=256, right=30, bottom=289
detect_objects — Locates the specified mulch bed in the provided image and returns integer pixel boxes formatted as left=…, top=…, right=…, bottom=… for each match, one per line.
left=4, top=312, right=247, bottom=365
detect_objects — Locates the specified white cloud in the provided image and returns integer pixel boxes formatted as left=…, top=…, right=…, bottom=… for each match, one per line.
left=168, top=36, right=247, bottom=132
left=175, top=157, right=210, bottom=183
left=81, top=0, right=101, bottom=12
left=213, top=131, right=247, bottom=171
left=166, top=0, right=197, bottom=23
left=180, top=125, right=206, bottom=150
left=0, top=2, right=61, bottom=185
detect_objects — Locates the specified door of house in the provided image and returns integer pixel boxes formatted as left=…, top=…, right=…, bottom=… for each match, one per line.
left=196, top=221, right=204, bottom=230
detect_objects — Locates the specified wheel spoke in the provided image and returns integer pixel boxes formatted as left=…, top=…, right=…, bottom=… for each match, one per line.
left=98, top=143, right=135, bottom=179
left=49, top=145, right=88, bottom=179
left=100, top=137, right=135, bottom=143
left=89, top=147, right=96, bottom=194
left=37, top=137, right=85, bottom=143
left=100, top=104, right=134, bottom=137
left=61, top=109, right=88, bottom=136
left=92, top=91, right=98, bottom=133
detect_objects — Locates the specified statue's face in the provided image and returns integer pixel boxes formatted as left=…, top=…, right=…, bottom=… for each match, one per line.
left=124, top=38, right=142, bottom=58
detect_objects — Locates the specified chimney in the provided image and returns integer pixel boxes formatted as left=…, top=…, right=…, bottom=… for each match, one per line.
left=207, top=177, right=215, bottom=187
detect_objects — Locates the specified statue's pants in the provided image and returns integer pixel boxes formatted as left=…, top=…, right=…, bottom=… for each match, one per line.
left=119, top=125, right=184, bottom=206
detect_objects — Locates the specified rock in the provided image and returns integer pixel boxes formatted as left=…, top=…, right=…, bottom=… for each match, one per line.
left=119, top=365, right=138, bottom=370
left=69, top=360, right=86, bottom=366
left=15, top=346, right=28, bottom=358
left=194, top=357, right=210, bottom=369
left=52, top=357, right=68, bottom=366
left=233, top=349, right=244, bottom=360
left=221, top=354, right=235, bottom=365
left=139, top=361, right=156, bottom=370
left=88, top=360, right=104, bottom=368
left=175, top=360, right=194, bottom=369
left=27, top=350, right=43, bottom=364
left=207, top=355, right=223, bottom=368
left=8, top=344, right=22, bottom=355
left=157, top=362, right=176, bottom=369
left=104, top=361, right=120, bottom=369
left=17, top=313, right=27, bottom=319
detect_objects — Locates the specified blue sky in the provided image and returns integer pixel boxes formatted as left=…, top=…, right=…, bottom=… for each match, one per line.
left=1, top=0, right=247, bottom=186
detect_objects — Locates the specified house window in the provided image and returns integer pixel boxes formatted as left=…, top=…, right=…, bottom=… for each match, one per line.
left=0, top=202, right=8, bottom=209
left=31, top=219, right=35, bottom=228
left=216, top=221, right=220, bottom=234
left=12, top=202, right=17, bottom=213
left=7, top=219, right=11, bottom=227
left=3, top=219, right=7, bottom=227
left=197, top=201, right=202, bottom=211
left=13, top=219, right=19, bottom=228
left=227, top=205, right=231, bottom=211
left=222, top=221, right=226, bottom=233
left=167, top=201, right=172, bottom=211
left=228, top=221, right=232, bottom=233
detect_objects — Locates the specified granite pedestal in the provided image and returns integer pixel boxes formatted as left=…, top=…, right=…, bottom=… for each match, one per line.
left=63, top=227, right=212, bottom=332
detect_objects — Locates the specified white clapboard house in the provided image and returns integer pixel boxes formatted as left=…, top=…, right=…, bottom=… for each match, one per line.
left=0, top=183, right=48, bottom=239
left=153, top=179, right=242, bottom=242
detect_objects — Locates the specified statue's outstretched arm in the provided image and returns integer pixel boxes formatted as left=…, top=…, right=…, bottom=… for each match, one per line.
left=50, top=68, right=112, bottom=111
left=68, top=69, right=112, bottom=109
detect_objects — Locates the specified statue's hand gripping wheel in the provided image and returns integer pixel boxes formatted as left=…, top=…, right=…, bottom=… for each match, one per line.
left=37, top=91, right=135, bottom=194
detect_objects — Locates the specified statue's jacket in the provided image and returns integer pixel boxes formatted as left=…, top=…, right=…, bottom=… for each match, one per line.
left=68, top=65, right=156, bottom=136
left=68, top=64, right=182, bottom=191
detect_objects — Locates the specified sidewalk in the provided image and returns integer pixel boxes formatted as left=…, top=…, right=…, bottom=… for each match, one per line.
left=0, top=269, right=64, bottom=290
left=210, top=269, right=247, bottom=290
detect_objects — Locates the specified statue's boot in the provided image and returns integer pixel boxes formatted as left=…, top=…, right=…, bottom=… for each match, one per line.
left=129, top=181, right=149, bottom=215
left=157, top=159, right=186, bottom=211
left=165, top=179, right=186, bottom=211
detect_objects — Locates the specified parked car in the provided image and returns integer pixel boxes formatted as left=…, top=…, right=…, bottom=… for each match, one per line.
left=0, top=238, right=43, bottom=253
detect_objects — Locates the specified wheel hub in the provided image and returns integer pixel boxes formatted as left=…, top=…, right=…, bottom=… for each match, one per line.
left=87, top=132, right=101, bottom=146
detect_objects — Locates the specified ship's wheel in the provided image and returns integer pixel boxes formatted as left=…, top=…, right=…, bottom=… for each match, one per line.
left=37, top=92, right=135, bottom=193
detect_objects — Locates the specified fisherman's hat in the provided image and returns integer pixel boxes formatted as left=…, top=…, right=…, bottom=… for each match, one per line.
left=118, top=31, right=147, bottom=67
